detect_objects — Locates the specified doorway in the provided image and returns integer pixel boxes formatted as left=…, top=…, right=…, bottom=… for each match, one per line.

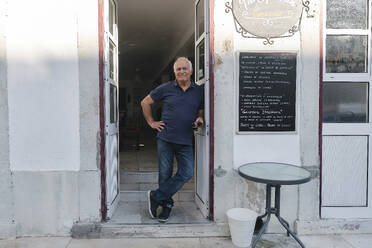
left=102, top=0, right=212, bottom=224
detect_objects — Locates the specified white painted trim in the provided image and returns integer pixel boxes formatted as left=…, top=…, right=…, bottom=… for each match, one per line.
left=194, top=0, right=210, bottom=218
left=106, top=192, right=120, bottom=219
left=321, top=0, right=372, bottom=219
left=326, top=29, right=370, bottom=35
left=103, top=0, right=120, bottom=218
left=195, top=193, right=209, bottom=218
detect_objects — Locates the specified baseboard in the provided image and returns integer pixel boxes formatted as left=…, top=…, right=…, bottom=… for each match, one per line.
left=0, top=223, right=16, bottom=239
left=295, top=219, right=372, bottom=235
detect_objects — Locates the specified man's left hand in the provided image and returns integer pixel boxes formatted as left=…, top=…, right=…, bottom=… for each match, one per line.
left=193, top=117, right=204, bottom=128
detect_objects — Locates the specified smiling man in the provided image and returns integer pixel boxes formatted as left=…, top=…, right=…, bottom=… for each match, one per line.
left=141, top=57, right=204, bottom=222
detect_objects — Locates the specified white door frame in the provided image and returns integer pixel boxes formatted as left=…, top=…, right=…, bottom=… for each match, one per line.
left=194, top=0, right=211, bottom=218
left=103, top=0, right=120, bottom=219
left=321, top=0, right=372, bottom=219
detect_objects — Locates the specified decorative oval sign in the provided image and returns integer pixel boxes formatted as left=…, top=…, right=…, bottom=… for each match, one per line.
left=231, top=0, right=304, bottom=38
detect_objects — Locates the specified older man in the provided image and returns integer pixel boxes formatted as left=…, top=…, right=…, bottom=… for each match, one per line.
left=141, top=57, right=204, bottom=222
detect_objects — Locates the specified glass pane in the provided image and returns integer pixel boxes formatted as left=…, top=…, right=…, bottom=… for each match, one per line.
left=327, top=0, right=368, bottom=29
left=323, top=82, right=368, bottom=123
left=109, top=0, right=116, bottom=35
left=110, top=84, right=117, bottom=123
left=109, top=41, right=116, bottom=80
left=196, top=40, right=205, bottom=81
left=196, top=0, right=204, bottom=39
left=326, top=35, right=368, bottom=73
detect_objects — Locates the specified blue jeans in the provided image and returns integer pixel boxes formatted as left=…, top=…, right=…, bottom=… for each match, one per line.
left=152, top=138, right=194, bottom=208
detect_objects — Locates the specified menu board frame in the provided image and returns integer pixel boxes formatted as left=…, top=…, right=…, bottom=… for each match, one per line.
left=235, top=51, right=299, bottom=134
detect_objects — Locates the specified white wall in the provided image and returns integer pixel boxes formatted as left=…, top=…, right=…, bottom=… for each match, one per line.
left=7, top=0, right=80, bottom=171
left=231, top=32, right=302, bottom=169
left=213, top=0, right=320, bottom=231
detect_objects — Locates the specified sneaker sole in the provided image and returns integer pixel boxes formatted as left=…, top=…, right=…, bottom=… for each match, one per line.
left=147, top=190, right=155, bottom=219
left=158, top=218, right=168, bottom=223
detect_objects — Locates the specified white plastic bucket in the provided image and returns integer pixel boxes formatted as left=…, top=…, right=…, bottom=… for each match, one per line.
left=226, top=208, right=258, bottom=248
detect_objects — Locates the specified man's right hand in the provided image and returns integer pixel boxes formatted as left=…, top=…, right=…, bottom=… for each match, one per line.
left=150, top=121, right=165, bottom=132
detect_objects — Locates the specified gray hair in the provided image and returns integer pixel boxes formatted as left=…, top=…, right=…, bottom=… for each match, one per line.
left=173, top=57, right=193, bottom=71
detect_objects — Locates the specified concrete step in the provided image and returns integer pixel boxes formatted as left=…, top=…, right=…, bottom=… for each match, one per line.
left=72, top=222, right=229, bottom=238
left=120, top=190, right=195, bottom=202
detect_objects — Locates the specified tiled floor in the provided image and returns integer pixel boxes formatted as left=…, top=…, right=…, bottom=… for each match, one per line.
left=120, top=127, right=159, bottom=172
left=116, top=128, right=202, bottom=225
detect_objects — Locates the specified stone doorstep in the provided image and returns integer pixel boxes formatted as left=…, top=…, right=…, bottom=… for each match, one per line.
left=120, top=190, right=195, bottom=202
left=71, top=222, right=230, bottom=239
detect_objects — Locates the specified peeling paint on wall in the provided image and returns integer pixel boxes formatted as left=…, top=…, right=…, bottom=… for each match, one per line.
left=244, top=179, right=265, bottom=211
left=223, top=40, right=232, bottom=53
left=215, top=54, right=223, bottom=67
left=214, top=166, right=227, bottom=177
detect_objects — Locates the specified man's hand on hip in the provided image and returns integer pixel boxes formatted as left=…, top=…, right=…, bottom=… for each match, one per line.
left=150, top=121, right=165, bottom=132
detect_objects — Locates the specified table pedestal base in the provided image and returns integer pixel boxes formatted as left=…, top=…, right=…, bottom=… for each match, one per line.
left=252, top=184, right=306, bottom=248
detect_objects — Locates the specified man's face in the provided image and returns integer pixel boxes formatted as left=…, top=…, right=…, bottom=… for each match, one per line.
left=174, top=59, right=193, bottom=83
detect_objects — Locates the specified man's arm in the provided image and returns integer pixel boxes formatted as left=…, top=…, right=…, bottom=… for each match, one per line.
left=141, top=95, right=165, bottom=132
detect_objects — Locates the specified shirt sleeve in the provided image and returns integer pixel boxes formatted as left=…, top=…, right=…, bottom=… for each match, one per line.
left=149, top=84, right=164, bottom=102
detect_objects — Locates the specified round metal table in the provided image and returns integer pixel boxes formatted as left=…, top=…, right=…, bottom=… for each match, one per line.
left=238, top=162, right=311, bottom=248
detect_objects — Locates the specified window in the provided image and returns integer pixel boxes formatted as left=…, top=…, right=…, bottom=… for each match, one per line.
left=195, top=0, right=206, bottom=84
left=323, top=0, right=370, bottom=123
left=110, top=84, right=117, bottom=123
left=109, top=0, right=117, bottom=36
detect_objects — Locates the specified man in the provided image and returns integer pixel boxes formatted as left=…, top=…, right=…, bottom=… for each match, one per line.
left=141, top=57, right=204, bottom=222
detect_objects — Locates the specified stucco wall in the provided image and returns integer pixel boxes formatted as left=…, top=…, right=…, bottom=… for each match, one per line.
left=0, top=0, right=101, bottom=237
left=0, top=0, right=16, bottom=238
left=7, top=0, right=80, bottom=171
left=212, top=0, right=320, bottom=233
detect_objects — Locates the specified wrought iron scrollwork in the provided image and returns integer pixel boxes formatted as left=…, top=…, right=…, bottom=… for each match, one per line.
left=225, top=2, right=232, bottom=13
left=225, top=0, right=314, bottom=45
left=302, top=0, right=315, bottom=18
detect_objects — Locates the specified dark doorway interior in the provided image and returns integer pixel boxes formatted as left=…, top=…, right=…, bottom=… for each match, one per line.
left=110, top=0, right=207, bottom=224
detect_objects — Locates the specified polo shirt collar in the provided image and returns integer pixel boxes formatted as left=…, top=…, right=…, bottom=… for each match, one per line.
left=173, top=80, right=196, bottom=88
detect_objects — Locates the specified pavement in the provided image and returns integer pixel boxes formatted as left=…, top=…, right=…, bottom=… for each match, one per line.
left=0, top=234, right=372, bottom=248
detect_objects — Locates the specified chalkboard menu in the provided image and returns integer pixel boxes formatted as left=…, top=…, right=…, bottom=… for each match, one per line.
left=238, top=52, right=297, bottom=132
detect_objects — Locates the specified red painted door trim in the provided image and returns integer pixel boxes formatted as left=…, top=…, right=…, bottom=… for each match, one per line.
left=318, top=0, right=323, bottom=218
left=208, top=0, right=215, bottom=221
left=98, top=0, right=107, bottom=221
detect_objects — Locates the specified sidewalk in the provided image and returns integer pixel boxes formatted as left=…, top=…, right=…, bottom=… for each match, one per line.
left=0, top=234, right=371, bottom=248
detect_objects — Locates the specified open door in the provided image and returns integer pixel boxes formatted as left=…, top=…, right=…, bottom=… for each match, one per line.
left=104, top=0, right=120, bottom=219
left=194, top=0, right=210, bottom=218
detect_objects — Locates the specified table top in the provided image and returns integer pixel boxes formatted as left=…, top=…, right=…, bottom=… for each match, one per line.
left=238, top=162, right=311, bottom=185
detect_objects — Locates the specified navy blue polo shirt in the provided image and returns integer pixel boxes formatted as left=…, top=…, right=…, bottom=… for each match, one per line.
left=150, top=80, right=204, bottom=145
